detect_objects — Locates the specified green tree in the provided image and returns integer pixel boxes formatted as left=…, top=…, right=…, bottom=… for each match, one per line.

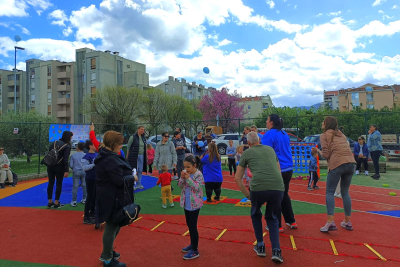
left=140, top=88, right=169, bottom=136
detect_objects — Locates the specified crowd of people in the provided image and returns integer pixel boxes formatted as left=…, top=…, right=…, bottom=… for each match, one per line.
left=32, top=115, right=385, bottom=267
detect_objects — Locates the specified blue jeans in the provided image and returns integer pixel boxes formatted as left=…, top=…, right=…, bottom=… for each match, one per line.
left=137, top=155, right=144, bottom=186
left=326, top=163, right=355, bottom=216
left=72, top=170, right=87, bottom=202
left=250, top=190, right=284, bottom=250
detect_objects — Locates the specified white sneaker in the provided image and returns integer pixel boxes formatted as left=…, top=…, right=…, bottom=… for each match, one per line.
left=356, top=170, right=359, bottom=175
left=134, top=186, right=138, bottom=190
left=365, top=171, right=369, bottom=176
left=170, top=203, right=175, bottom=207
left=70, top=201, right=77, bottom=207
left=334, top=193, right=342, bottom=198
left=138, top=185, right=144, bottom=189
left=81, top=199, right=86, bottom=204
left=162, top=204, right=167, bottom=209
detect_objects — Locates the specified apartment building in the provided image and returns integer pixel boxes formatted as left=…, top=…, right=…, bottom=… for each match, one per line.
left=75, top=48, right=150, bottom=123
left=323, top=90, right=339, bottom=110
left=25, top=59, right=76, bottom=123
left=155, top=76, right=215, bottom=100
left=0, top=69, right=27, bottom=115
left=338, top=83, right=400, bottom=111
left=241, top=95, right=273, bottom=119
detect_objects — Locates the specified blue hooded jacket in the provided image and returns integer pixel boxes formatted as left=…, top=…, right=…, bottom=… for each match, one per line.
left=354, top=143, right=369, bottom=158
left=262, top=129, right=293, bottom=172
left=201, top=154, right=223, bottom=182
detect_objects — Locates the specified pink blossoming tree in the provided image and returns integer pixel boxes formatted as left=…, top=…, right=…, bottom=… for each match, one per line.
left=198, top=88, right=247, bottom=132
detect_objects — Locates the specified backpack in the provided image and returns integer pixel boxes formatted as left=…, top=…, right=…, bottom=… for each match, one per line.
left=41, top=141, right=68, bottom=167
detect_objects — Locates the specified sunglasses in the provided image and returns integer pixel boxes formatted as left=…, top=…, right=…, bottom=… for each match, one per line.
left=164, top=136, right=169, bottom=138
left=358, top=139, right=362, bottom=140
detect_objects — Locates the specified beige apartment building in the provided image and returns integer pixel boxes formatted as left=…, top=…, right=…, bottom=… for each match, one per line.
left=155, top=76, right=215, bottom=100
left=25, top=59, right=76, bottom=123
left=75, top=48, right=151, bottom=123
left=241, top=95, right=273, bottom=119
left=0, top=69, right=27, bottom=115
left=338, top=84, right=400, bottom=112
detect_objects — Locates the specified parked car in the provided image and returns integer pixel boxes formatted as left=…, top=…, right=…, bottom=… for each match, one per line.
left=71, top=141, right=79, bottom=149
left=212, top=133, right=242, bottom=155
left=146, top=135, right=192, bottom=152
left=303, top=134, right=355, bottom=149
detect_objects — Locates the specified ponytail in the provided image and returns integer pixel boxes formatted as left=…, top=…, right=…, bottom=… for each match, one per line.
left=269, top=114, right=284, bottom=134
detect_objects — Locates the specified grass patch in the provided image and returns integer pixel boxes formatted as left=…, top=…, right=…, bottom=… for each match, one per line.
left=10, top=156, right=44, bottom=175
left=0, top=260, right=71, bottom=267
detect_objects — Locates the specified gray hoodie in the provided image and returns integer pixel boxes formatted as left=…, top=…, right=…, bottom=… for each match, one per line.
left=154, top=140, right=177, bottom=170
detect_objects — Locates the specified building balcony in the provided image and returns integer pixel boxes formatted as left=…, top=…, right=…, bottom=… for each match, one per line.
left=8, top=80, right=20, bottom=86
left=7, top=103, right=15, bottom=110
left=57, top=85, right=71, bottom=92
left=57, top=72, right=71, bottom=79
left=57, top=98, right=71, bottom=105
left=7, top=92, right=20, bottom=98
left=57, top=111, right=71, bottom=118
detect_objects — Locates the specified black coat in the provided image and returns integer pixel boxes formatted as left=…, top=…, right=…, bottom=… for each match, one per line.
left=127, top=133, right=147, bottom=172
left=95, top=147, right=135, bottom=223
left=47, top=140, right=71, bottom=173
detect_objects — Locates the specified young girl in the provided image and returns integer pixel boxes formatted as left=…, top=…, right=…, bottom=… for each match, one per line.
left=201, top=143, right=223, bottom=202
left=179, top=155, right=204, bottom=260
left=236, top=145, right=249, bottom=187
left=146, top=144, right=155, bottom=175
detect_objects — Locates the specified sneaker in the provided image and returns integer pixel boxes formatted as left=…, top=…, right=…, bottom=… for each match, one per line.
left=365, top=171, right=369, bottom=176
left=271, top=249, right=284, bottom=263
left=134, top=186, right=138, bottom=190
left=0, top=183, right=5, bottom=189
left=70, top=201, right=77, bottom=207
left=265, top=226, right=283, bottom=233
left=206, top=199, right=213, bottom=203
left=171, top=186, right=174, bottom=192
left=138, top=185, right=144, bottom=189
left=100, top=251, right=120, bottom=261
left=9, top=184, right=16, bottom=187
left=81, top=199, right=86, bottom=204
left=182, top=244, right=192, bottom=253
left=307, top=186, right=313, bottom=191
left=95, top=223, right=101, bottom=230
left=253, top=245, right=266, bottom=257
left=183, top=250, right=199, bottom=260
left=103, top=258, right=126, bottom=267
left=170, top=203, right=174, bottom=207
left=162, top=204, right=167, bottom=209
left=340, top=221, right=353, bottom=231
left=313, top=186, right=320, bottom=189
left=53, top=203, right=64, bottom=209
left=83, top=217, right=95, bottom=224
left=334, top=192, right=342, bottom=198
left=320, top=221, right=338, bottom=232
left=356, top=170, right=360, bottom=175
left=47, top=202, right=54, bottom=209
left=371, top=174, right=380, bottom=180
left=286, top=222, right=298, bottom=229
left=173, top=176, right=178, bottom=180
left=214, top=197, right=221, bottom=201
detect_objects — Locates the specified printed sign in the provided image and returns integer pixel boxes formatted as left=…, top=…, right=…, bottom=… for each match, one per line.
left=13, top=128, right=19, bottom=134
left=70, top=125, right=90, bottom=141
left=49, top=124, right=72, bottom=142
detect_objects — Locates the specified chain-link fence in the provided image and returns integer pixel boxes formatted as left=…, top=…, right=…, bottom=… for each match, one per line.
left=1, top=111, right=399, bottom=176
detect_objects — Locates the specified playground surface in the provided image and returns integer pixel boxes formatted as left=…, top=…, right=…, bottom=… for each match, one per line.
left=1, top=170, right=399, bottom=267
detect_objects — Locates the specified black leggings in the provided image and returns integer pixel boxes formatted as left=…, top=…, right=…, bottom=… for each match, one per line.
left=184, top=209, right=200, bottom=251
left=47, top=166, right=64, bottom=201
left=205, top=182, right=222, bottom=200
left=370, top=151, right=382, bottom=174
left=84, top=178, right=96, bottom=218
left=355, top=156, right=369, bottom=171
left=228, top=158, right=236, bottom=175
left=277, top=170, right=295, bottom=227
left=148, top=164, right=153, bottom=174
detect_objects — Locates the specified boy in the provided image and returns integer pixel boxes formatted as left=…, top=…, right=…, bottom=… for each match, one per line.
left=308, top=148, right=320, bottom=191
left=69, top=142, right=87, bottom=207
left=82, top=140, right=98, bottom=224
left=157, top=164, right=174, bottom=208
left=227, top=140, right=236, bottom=176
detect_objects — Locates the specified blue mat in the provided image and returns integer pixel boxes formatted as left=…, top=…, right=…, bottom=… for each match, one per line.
left=368, top=210, right=400, bottom=218
left=0, top=175, right=157, bottom=208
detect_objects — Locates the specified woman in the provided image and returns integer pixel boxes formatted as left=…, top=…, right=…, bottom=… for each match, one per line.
left=154, top=132, right=177, bottom=174
left=95, top=131, right=136, bottom=267
left=240, top=126, right=251, bottom=151
left=262, top=115, right=297, bottom=232
left=318, top=116, right=355, bottom=232
left=46, top=131, right=73, bottom=209
left=367, top=124, right=383, bottom=180
left=201, top=143, right=223, bottom=202
left=354, top=136, right=369, bottom=176
left=192, top=131, right=207, bottom=156
left=172, top=131, right=187, bottom=180
left=127, top=125, right=147, bottom=190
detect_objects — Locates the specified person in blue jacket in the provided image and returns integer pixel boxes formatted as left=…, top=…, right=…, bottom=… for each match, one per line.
left=262, top=114, right=297, bottom=232
left=200, top=143, right=223, bottom=202
left=354, top=136, right=369, bottom=176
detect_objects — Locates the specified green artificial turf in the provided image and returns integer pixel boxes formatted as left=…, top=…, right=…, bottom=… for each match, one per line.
left=0, top=260, right=71, bottom=267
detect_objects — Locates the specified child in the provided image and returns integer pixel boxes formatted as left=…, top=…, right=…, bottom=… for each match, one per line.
left=179, top=155, right=204, bottom=260
left=69, top=142, right=87, bottom=206
left=227, top=140, right=236, bottom=176
left=308, top=148, right=320, bottom=191
left=236, top=145, right=249, bottom=188
left=82, top=140, right=97, bottom=224
left=147, top=144, right=155, bottom=175
left=157, top=164, right=174, bottom=208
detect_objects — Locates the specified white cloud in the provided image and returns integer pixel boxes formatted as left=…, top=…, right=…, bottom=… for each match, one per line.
left=266, top=0, right=275, bottom=9
left=372, top=0, right=386, bottom=7
left=63, top=27, right=73, bottom=37
left=217, top=39, right=232, bottom=47
left=315, top=13, right=323, bottom=17
left=4, top=61, right=27, bottom=71
left=49, top=9, right=68, bottom=26
left=0, top=22, right=30, bottom=35
left=356, top=20, right=400, bottom=37
left=0, top=0, right=52, bottom=17
left=346, top=52, right=375, bottom=62
left=393, top=5, right=399, bottom=9
left=378, top=10, right=384, bottom=14
left=328, top=11, right=341, bottom=16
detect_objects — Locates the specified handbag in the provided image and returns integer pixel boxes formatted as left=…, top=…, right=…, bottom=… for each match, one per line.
left=113, top=177, right=141, bottom=227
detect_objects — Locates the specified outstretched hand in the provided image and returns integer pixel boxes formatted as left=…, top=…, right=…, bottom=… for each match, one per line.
left=90, top=122, right=95, bottom=132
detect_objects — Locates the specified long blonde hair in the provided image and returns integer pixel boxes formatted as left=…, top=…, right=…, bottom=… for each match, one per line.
left=208, top=143, right=220, bottom=163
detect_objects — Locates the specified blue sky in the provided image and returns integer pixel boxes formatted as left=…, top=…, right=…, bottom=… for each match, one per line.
left=1, top=0, right=400, bottom=107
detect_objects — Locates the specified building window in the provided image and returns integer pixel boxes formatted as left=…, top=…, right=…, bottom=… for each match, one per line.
left=8, top=74, right=20, bottom=80
left=172, top=87, right=175, bottom=93
left=91, top=87, right=96, bottom=98
left=91, top=58, right=96, bottom=69
left=367, top=104, right=374, bottom=109
left=47, top=92, right=51, bottom=103
left=31, top=81, right=35, bottom=88
left=47, top=66, right=51, bottom=76
left=47, top=79, right=51, bottom=89
left=66, top=80, right=71, bottom=85
left=66, top=93, right=71, bottom=99
left=0, top=78, right=2, bottom=84
left=47, top=105, right=51, bottom=115
left=367, top=93, right=373, bottom=102
left=91, top=73, right=96, bottom=83
left=351, top=93, right=359, bottom=107
left=165, top=84, right=169, bottom=93
left=117, top=60, right=123, bottom=86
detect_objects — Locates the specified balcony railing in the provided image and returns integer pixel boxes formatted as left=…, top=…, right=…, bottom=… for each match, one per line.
left=57, top=85, right=71, bottom=92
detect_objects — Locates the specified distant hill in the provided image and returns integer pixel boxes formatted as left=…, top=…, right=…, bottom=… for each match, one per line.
left=296, top=102, right=323, bottom=110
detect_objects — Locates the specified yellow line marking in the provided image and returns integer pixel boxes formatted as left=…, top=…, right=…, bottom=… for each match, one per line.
left=215, top=229, right=227, bottom=241
left=132, top=217, right=142, bottom=223
left=0, top=179, right=47, bottom=200
left=150, top=221, right=165, bottom=231
left=364, top=243, right=386, bottom=261
left=290, top=235, right=297, bottom=251
left=253, top=232, right=267, bottom=245
left=330, top=239, right=338, bottom=256
left=183, top=230, right=189, bottom=236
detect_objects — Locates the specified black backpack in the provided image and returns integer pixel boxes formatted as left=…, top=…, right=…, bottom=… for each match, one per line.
left=41, top=141, right=67, bottom=167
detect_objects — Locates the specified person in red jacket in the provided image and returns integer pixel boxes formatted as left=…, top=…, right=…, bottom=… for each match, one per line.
left=89, top=123, right=125, bottom=157
left=157, top=164, right=174, bottom=208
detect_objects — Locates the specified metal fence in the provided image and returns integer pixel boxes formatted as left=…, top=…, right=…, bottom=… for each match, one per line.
left=1, top=111, right=399, bottom=176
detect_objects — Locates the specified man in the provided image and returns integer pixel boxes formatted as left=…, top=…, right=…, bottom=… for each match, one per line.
left=192, top=130, right=207, bottom=156
left=235, top=132, right=284, bottom=263
left=251, top=125, right=263, bottom=141
left=0, top=147, right=13, bottom=188
left=239, top=126, right=251, bottom=151
left=127, top=126, right=147, bottom=190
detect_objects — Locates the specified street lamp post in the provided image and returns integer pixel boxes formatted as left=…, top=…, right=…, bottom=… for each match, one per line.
left=14, top=46, right=25, bottom=112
